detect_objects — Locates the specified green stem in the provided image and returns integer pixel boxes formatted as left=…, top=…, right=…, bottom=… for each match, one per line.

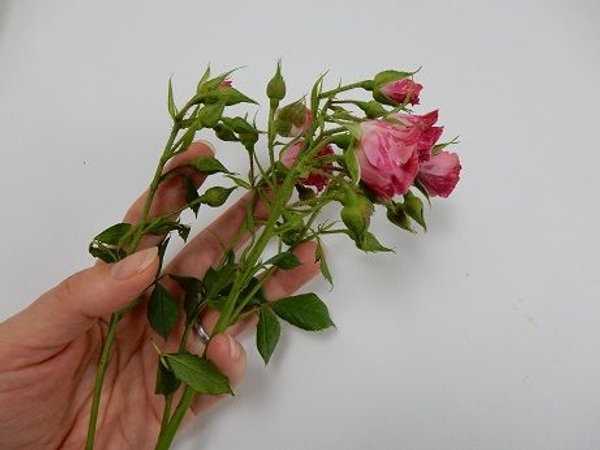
left=319, top=80, right=373, bottom=99
left=129, top=126, right=180, bottom=251
left=85, top=312, right=122, bottom=450
left=154, top=387, right=195, bottom=450
left=155, top=176, right=298, bottom=448
left=86, top=124, right=181, bottom=449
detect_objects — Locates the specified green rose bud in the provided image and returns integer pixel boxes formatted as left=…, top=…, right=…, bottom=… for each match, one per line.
left=266, top=62, right=286, bottom=102
left=199, top=186, right=236, bottom=207
left=275, top=100, right=312, bottom=137
left=197, top=101, right=226, bottom=128
left=341, top=190, right=374, bottom=243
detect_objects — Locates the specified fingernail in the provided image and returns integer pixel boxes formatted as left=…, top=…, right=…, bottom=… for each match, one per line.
left=227, top=334, right=241, bottom=360
left=111, top=247, right=158, bottom=280
left=197, top=139, right=216, bottom=154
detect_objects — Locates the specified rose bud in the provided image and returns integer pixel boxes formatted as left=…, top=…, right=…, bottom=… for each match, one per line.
left=373, top=70, right=422, bottom=106
left=354, top=120, right=421, bottom=200
left=275, top=101, right=313, bottom=137
left=417, top=151, right=462, bottom=198
left=341, top=190, right=374, bottom=243
left=280, top=141, right=334, bottom=192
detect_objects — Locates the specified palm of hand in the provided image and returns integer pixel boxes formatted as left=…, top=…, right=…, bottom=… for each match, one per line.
left=0, top=142, right=319, bottom=450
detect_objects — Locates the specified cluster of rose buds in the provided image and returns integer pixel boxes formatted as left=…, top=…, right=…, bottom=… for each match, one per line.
left=266, top=68, right=461, bottom=249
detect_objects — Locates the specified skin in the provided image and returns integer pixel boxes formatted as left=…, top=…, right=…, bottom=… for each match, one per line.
left=0, top=141, right=320, bottom=450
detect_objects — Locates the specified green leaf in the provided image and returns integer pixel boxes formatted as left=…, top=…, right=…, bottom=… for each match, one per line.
left=197, top=68, right=237, bottom=94
left=265, top=251, right=301, bottom=270
left=226, top=175, right=252, bottom=190
left=178, top=121, right=201, bottom=154
left=412, top=179, right=431, bottom=206
left=403, top=190, right=427, bottom=231
left=93, top=223, right=132, bottom=246
left=271, top=293, right=335, bottom=331
left=358, top=232, right=394, bottom=253
left=214, top=123, right=239, bottom=142
left=168, top=78, right=177, bottom=120
left=164, top=352, right=232, bottom=395
left=190, top=156, right=231, bottom=175
left=386, top=202, right=415, bottom=233
left=183, top=174, right=200, bottom=217
left=155, top=358, right=181, bottom=395
left=221, top=116, right=258, bottom=135
left=199, top=186, right=236, bottom=207
left=196, top=65, right=211, bottom=94
left=169, top=274, right=203, bottom=324
left=310, top=73, right=325, bottom=113
left=157, top=236, right=170, bottom=274
left=88, top=244, right=126, bottom=263
left=315, top=240, right=333, bottom=286
left=257, top=307, right=281, bottom=364
left=203, top=260, right=236, bottom=299
left=206, top=87, right=257, bottom=106
left=198, top=101, right=226, bottom=128
left=241, top=277, right=267, bottom=307
left=148, top=283, right=179, bottom=340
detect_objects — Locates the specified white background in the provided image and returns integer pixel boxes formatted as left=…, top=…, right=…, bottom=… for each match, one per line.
left=1, top=1, right=599, bottom=449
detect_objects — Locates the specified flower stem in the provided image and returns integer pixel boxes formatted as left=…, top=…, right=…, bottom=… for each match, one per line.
left=85, top=312, right=122, bottom=450
left=85, top=124, right=181, bottom=449
left=319, top=80, right=373, bottom=99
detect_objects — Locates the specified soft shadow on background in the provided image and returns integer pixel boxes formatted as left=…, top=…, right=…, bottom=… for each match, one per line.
left=0, top=1, right=10, bottom=39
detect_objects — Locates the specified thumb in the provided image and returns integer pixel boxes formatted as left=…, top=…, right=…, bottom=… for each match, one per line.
left=0, top=247, right=159, bottom=353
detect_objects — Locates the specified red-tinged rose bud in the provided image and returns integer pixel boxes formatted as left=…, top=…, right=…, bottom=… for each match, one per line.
left=373, top=70, right=421, bottom=106
left=275, top=101, right=313, bottom=137
left=416, top=151, right=461, bottom=198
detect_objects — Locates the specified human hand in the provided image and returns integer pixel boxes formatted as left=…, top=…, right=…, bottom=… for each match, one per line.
left=0, top=141, right=320, bottom=450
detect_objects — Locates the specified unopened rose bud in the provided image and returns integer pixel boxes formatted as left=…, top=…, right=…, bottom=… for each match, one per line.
left=373, top=70, right=421, bottom=106
left=267, top=62, right=286, bottom=102
left=275, top=101, right=312, bottom=137
left=199, top=186, right=236, bottom=207
left=197, top=102, right=225, bottom=128
left=341, top=191, right=374, bottom=242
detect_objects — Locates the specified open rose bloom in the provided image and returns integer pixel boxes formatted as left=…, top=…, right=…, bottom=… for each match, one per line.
left=355, top=111, right=461, bottom=200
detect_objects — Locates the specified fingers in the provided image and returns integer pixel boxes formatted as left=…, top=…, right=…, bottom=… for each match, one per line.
left=189, top=333, right=247, bottom=416
left=262, top=241, right=321, bottom=300
left=0, top=248, right=159, bottom=361
left=165, top=191, right=268, bottom=277
left=200, top=241, right=321, bottom=336
left=122, top=141, right=215, bottom=249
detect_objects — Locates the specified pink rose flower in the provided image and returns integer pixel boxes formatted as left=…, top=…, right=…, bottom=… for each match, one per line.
left=395, top=110, right=443, bottom=162
left=380, top=78, right=423, bottom=105
left=417, top=151, right=461, bottom=198
left=355, top=120, right=421, bottom=199
left=281, top=141, right=334, bottom=192
left=219, top=80, right=233, bottom=88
